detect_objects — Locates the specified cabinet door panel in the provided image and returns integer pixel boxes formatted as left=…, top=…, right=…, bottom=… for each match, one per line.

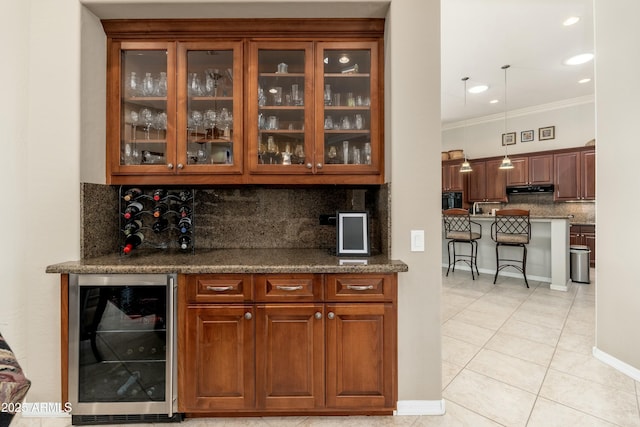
left=180, top=305, right=254, bottom=411
left=256, top=304, right=324, bottom=409
left=554, top=152, right=580, bottom=200
left=325, top=303, right=395, bottom=409
left=485, top=159, right=507, bottom=201
left=506, top=158, right=528, bottom=186
left=528, top=154, right=553, bottom=185
left=467, top=161, right=486, bottom=202
left=582, top=150, right=596, bottom=200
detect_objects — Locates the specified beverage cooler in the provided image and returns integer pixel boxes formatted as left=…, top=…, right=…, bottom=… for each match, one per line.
left=68, top=274, right=180, bottom=425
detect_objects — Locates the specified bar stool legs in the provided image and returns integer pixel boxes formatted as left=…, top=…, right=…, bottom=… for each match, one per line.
left=447, top=239, right=480, bottom=280
left=493, top=242, right=529, bottom=288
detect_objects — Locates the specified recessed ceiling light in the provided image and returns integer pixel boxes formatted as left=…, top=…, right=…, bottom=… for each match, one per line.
left=563, top=16, right=580, bottom=26
left=579, top=78, right=592, bottom=84
left=468, top=84, right=488, bottom=94
left=565, top=53, right=594, bottom=65
left=339, top=55, right=350, bottom=64
left=489, top=99, right=499, bottom=104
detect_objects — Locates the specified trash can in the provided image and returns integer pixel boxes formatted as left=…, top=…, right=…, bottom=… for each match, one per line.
left=570, top=245, right=591, bottom=284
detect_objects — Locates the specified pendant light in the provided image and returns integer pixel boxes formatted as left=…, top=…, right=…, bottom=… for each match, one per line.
left=499, top=64, right=514, bottom=170
left=459, top=76, right=473, bottom=173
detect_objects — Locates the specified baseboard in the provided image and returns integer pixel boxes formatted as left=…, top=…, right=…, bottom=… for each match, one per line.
left=593, top=346, right=640, bottom=382
left=441, top=263, right=551, bottom=283
left=394, top=399, right=446, bottom=416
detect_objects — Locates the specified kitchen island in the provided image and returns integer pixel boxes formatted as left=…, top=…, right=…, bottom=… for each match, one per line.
left=442, top=215, right=571, bottom=291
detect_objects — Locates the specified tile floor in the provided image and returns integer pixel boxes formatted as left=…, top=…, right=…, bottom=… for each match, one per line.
left=12, top=268, right=640, bottom=426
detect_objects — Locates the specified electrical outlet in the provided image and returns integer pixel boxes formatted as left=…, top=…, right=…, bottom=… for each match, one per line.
left=411, top=230, right=425, bottom=252
left=319, top=214, right=336, bottom=225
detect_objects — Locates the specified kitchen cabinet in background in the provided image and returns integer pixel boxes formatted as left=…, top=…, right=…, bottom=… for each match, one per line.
left=441, top=160, right=465, bottom=192
left=570, top=224, right=596, bottom=267
left=554, top=149, right=595, bottom=201
left=467, top=159, right=507, bottom=202
left=507, top=154, right=553, bottom=186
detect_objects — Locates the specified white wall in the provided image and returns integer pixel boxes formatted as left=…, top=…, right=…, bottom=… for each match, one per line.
left=5, top=0, right=444, bottom=408
left=0, top=0, right=30, bottom=362
left=442, top=98, right=595, bottom=159
left=594, top=0, right=640, bottom=373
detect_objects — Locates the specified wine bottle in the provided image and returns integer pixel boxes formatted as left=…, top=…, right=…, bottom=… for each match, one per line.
left=178, top=217, right=192, bottom=234
left=152, top=202, right=168, bottom=218
left=178, top=205, right=191, bottom=218
left=123, top=219, right=143, bottom=235
left=123, top=231, right=144, bottom=254
left=178, top=234, right=191, bottom=251
left=152, top=217, right=168, bottom=233
left=152, top=189, right=166, bottom=201
left=123, top=201, right=144, bottom=220
left=178, top=190, right=192, bottom=202
left=123, top=187, right=143, bottom=202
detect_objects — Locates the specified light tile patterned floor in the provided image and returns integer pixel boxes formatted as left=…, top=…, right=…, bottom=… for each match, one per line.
left=12, top=268, right=640, bottom=426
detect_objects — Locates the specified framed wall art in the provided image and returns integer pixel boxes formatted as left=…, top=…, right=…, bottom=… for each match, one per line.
left=539, top=126, right=555, bottom=140
left=521, top=130, right=534, bottom=142
left=502, top=132, right=516, bottom=146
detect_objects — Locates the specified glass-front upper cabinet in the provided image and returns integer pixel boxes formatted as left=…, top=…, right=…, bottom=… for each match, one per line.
left=109, top=42, right=176, bottom=176
left=315, top=41, right=381, bottom=175
left=177, top=42, right=243, bottom=175
left=247, top=42, right=314, bottom=174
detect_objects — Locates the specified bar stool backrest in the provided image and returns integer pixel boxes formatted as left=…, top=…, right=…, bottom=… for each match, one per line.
left=443, top=208, right=480, bottom=241
left=491, top=209, right=531, bottom=244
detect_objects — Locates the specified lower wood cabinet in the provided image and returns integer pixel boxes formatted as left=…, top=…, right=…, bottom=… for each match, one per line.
left=178, top=273, right=397, bottom=415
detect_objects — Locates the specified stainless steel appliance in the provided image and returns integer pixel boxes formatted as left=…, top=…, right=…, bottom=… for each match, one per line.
left=442, top=191, right=463, bottom=210
left=68, top=274, right=179, bottom=425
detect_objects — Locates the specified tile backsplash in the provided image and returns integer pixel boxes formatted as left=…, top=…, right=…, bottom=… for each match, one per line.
left=474, top=193, right=595, bottom=224
left=81, top=183, right=389, bottom=258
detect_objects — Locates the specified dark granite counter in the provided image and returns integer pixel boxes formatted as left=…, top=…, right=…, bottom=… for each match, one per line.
left=46, top=248, right=408, bottom=275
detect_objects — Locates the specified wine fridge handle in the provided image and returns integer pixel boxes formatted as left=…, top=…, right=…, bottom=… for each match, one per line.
left=168, top=275, right=177, bottom=416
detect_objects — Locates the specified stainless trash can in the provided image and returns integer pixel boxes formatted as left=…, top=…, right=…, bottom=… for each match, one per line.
left=570, top=245, right=591, bottom=284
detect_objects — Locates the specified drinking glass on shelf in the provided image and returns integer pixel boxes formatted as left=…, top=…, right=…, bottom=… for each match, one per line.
left=324, top=84, right=332, bottom=105
left=188, top=73, right=202, bottom=96
left=156, top=72, right=167, bottom=96
left=126, top=72, right=139, bottom=97
left=272, top=87, right=283, bottom=106
left=190, top=110, right=203, bottom=139
left=139, top=108, right=154, bottom=139
left=355, top=114, right=364, bottom=130
left=154, top=112, right=167, bottom=139
left=205, top=68, right=221, bottom=96
left=142, top=72, right=155, bottom=96
left=129, top=110, right=139, bottom=141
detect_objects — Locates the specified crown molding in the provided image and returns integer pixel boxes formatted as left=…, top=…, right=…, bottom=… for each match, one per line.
left=442, top=95, right=595, bottom=131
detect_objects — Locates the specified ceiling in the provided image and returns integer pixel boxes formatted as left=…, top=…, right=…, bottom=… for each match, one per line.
left=441, top=0, right=594, bottom=125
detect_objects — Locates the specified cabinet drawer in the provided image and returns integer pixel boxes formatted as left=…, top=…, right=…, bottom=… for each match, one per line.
left=326, top=274, right=395, bottom=302
left=255, top=274, right=323, bottom=302
left=187, top=274, right=253, bottom=303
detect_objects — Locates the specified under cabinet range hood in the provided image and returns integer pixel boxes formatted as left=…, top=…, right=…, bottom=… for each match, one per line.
left=506, top=184, right=554, bottom=194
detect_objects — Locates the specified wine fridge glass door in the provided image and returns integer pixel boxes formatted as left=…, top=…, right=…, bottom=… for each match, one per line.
left=68, top=274, right=177, bottom=418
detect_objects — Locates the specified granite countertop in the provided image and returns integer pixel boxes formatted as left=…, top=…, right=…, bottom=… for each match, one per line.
left=46, top=248, right=409, bottom=275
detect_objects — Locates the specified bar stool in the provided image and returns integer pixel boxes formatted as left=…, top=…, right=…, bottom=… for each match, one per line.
left=442, top=208, right=482, bottom=280
left=491, top=209, right=531, bottom=287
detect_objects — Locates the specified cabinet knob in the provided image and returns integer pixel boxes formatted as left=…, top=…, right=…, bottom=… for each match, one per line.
left=167, top=163, right=174, bottom=170
left=314, top=312, right=322, bottom=320
left=244, top=312, right=252, bottom=320
left=177, top=163, right=184, bottom=169
left=316, top=163, right=323, bottom=169
left=306, top=163, right=313, bottom=169
left=327, top=312, right=335, bottom=320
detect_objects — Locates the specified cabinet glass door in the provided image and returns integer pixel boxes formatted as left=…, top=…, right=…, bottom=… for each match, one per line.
left=115, top=42, right=176, bottom=174
left=316, top=42, right=381, bottom=174
left=177, top=42, right=243, bottom=174
left=248, top=42, right=313, bottom=174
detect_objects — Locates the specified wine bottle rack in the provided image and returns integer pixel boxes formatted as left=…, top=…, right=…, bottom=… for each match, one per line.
left=119, top=186, right=196, bottom=254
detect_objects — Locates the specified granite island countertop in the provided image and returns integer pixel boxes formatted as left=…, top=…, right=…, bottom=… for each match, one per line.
left=46, top=248, right=409, bottom=275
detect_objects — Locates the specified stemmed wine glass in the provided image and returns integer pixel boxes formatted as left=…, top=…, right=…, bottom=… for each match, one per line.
left=154, top=111, right=167, bottom=139
left=130, top=110, right=139, bottom=141
left=190, top=110, right=203, bottom=140
left=139, top=108, right=154, bottom=140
